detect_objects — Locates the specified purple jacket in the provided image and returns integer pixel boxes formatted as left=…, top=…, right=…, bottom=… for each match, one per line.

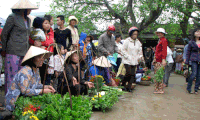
left=186, top=41, right=200, bottom=64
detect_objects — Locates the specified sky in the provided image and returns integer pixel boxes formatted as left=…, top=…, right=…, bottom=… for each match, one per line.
left=0, top=0, right=52, bottom=19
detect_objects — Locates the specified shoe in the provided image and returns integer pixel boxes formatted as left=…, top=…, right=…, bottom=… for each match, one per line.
left=127, top=89, right=132, bottom=92
left=187, top=90, right=193, bottom=94
left=195, top=90, right=198, bottom=95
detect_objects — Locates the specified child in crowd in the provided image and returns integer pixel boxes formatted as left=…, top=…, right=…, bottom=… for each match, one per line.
left=46, top=55, right=54, bottom=85
left=175, top=49, right=183, bottom=71
left=30, top=17, right=46, bottom=49
left=54, top=44, right=66, bottom=91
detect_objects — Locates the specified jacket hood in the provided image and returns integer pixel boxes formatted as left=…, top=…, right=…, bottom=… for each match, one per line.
left=79, top=32, right=87, bottom=42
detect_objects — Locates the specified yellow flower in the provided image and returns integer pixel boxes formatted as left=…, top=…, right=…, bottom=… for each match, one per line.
left=30, top=115, right=39, bottom=120
left=96, top=75, right=104, bottom=80
left=22, top=110, right=33, bottom=116
left=92, top=97, right=95, bottom=100
left=95, top=94, right=102, bottom=98
left=22, top=111, right=28, bottom=116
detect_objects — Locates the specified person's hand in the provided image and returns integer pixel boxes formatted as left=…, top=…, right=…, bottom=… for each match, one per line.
left=48, top=86, right=56, bottom=93
left=34, top=41, right=42, bottom=47
left=42, top=89, right=54, bottom=94
left=162, top=59, right=167, bottom=67
left=184, top=59, right=186, bottom=63
left=107, top=52, right=111, bottom=56
left=85, top=82, right=94, bottom=88
left=1, top=51, right=6, bottom=57
left=143, top=67, right=148, bottom=71
left=40, top=46, right=46, bottom=49
left=72, top=77, right=79, bottom=86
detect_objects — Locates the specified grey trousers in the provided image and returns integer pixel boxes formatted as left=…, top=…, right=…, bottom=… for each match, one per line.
left=163, top=63, right=173, bottom=85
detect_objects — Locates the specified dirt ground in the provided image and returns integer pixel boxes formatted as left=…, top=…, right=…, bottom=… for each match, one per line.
left=90, top=73, right=200, bottom=120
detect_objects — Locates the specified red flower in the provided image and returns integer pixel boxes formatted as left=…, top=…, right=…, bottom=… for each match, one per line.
left=29, top=104, right=34, bottom=109
left=37, top=106, right=40, bottom=109
left=33, top=107, right=37, bottom=112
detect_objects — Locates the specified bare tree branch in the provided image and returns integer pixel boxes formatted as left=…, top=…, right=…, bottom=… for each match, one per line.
left=127, top=0, right=137, bottom=26
left=74, top=2, right=104, bottom=5
left=103, top=0, right=127, bottom=25
left=139, top=4, right=164, bottom=31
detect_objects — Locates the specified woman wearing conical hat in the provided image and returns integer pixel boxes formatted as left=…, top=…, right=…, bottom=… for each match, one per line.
left=1, top=0, right=38, bottom=95
left=88, top=56, right=117, bottom=86
left=58, top=50, right=94, bottom=95
left=4, top=46, right=55, bottom=112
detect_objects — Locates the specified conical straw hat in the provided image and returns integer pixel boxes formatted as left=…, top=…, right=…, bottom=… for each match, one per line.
left=92, top=56, right=112, bottom=67
left=11, top=0, right=38, bottom=10
left=21, top=46, right=52, bottom=65
left=64, top=50, right=83, bottom=63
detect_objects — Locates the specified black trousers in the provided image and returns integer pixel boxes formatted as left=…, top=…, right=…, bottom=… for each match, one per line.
left=122, top=64, right=136, bottom=89
left=114, top=58, right=122, bottom=73
left=145, top=61, right=151, bottom=69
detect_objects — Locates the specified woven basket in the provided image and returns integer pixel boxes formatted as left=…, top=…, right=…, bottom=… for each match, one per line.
left=140, top=81, right=151, bottom=86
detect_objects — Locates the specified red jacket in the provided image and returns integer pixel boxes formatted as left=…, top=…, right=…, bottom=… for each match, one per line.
left=29, top=28, right=54, bottom=52
left=155, top=37, right=168, bottom=62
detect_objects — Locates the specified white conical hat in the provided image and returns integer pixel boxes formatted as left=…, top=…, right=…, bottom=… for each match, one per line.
left=64, top=50, right=82, bottom=63
left=11, top=0, right=38, bottom=10
left=92, top=56, right=112, bottom=67
left=21, top=46, right=52, bottom=65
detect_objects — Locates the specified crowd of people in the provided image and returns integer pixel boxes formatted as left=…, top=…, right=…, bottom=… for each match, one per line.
left=0, top=0, right=200, bottom=118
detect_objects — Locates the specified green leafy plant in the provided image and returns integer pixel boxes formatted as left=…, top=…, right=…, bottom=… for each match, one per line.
left=145, top=69, right=151, bottom=75
left=154, top=66, right=165, bottom=83
left=90, top=90, right=119, bottom=112
left=13, top=93, right=93, bottom=120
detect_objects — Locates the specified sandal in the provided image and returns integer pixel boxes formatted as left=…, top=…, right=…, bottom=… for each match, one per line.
left=187, top=90, right=193, bottom=94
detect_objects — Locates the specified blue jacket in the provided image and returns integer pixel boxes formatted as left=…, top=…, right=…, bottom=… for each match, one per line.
left=186, top=41, right=200, bottom=64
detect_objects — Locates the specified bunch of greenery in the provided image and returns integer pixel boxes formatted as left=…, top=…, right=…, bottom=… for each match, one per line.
left=90, top=90, right=119, bottom=112
left=145, top=69, right=151, bottom=75
left=89, top=75, right=105, bottom=95
left=13, top=93, right=93, bottom=120
left=154, top=66, right=165, bottom=83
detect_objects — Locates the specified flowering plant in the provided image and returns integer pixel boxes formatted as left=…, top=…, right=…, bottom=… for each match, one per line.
left=21, top=110, right=39, bottom=120
left=90, top=90, right=118, bottom=112
left=23, top=104, right=40, bottom=113
left=13, top=93, right=93, bottom=120
left=89, top=75, right=105, bottom=92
